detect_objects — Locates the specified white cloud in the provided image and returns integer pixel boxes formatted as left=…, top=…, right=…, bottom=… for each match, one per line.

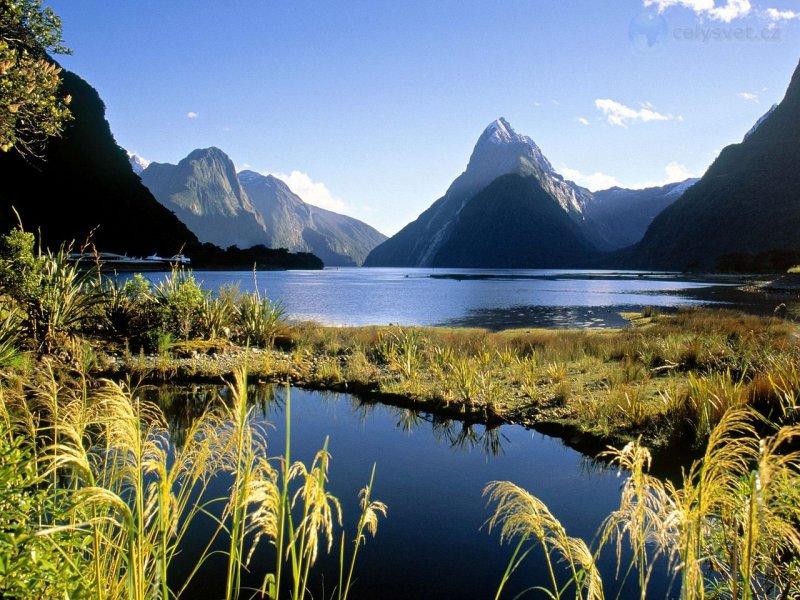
left=765, top=8, right=800, bottom=22
left=269, top=170, right=348, bottom=212
left=644, top=0, right=752, bottom=22
left=663, top=161, right=697, bottom=181
left=737, top=92, right=759, bottom=103
left=561, top=167, right=622, bottom=191
left=186, top=111, right=198, bottom=119
left=577, top=117, right=591, bottom=126
left=594, top=99, right=676, bottom=127
left=562, top=162, right=700, bottom=191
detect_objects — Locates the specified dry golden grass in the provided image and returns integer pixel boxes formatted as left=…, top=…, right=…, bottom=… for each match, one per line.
left=108, top=308, right=800, bottom=448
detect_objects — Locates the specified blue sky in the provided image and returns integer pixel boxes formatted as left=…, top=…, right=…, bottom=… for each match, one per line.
left=50, top=0, right=800, bottom=235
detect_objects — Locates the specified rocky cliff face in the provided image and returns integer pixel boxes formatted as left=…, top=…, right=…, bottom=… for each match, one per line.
left=140, top=147, right=268, bottom=250
left=239, top=170, right=386, bottom=266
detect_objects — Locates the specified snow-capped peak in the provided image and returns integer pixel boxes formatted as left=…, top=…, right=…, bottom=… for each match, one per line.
left=485, top=117, right=514, bottom=144
left=127, top=152, right=150, bottom=175
left=482, top=117, right=533, bottom=146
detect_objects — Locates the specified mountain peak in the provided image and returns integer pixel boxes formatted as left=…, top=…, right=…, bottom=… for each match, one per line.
left=237, top=169, right=263, bottom=183
left=452, top=117, right=556, bottom=200
left=186, top=146, right=229, bottom=162
left=481, top=117, right=532, bottom=146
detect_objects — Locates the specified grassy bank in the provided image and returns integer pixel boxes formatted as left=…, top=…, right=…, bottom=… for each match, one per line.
left=98, top=308, right=799, bottom=448
left=1, top=229, right=799, bottom=598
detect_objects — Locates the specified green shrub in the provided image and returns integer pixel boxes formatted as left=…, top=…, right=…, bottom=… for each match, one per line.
left=104, top=273, right=160, bottom=348
left=0, top=307, right=23, bottom=367
left=0, top=426, right=86, bottom=598
left=153, top=267, right=208, bottom=340
left=234, top=291, right=285, bottom=347
left=0, top=228, right=107, bottom=354
left=0, top=229, right=39, bottom=301
left=199, top=296, right=233, bottom=339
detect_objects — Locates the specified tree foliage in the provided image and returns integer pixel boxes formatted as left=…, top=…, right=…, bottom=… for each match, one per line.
left=0, top=0, right=72, bottom=155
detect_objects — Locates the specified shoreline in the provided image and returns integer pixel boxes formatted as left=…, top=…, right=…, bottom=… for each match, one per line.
left=95, top=350, right=654, bottom=465
left=91, top=301, right=800, bottom=454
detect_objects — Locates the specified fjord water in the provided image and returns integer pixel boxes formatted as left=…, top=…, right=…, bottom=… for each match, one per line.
left=173, top=267, right=749, bottom=330
left=157, top=385, right=674, bottom=599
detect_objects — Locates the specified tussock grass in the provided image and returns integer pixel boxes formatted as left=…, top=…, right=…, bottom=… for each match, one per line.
left=484, top=480, right=604, bottom=600
left=488, top=409, right=800, bottom=599
left=0, top=362, right=386, bottom=599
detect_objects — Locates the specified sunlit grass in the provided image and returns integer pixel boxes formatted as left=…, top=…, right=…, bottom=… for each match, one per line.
left=0, top=361, right=386, bottom=599
left=487, top=409, right=800, bottom=599
left=100, top=306, right=800, bottom=447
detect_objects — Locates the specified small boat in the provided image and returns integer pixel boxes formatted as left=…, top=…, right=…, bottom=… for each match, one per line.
left=68, top=252, right=175, bottom=271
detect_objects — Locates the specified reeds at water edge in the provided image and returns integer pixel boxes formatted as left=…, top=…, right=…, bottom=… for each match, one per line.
left=0, top=362, right=387, bottom=599
left=486, top=407, right=800, bottom=599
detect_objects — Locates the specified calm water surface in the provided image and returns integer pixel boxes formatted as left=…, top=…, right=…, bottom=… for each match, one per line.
left=135, top=268, right=761, bottom=596
left=153, top=384, right=676, bottom=600
left=145, top=267, right=761, bottom=330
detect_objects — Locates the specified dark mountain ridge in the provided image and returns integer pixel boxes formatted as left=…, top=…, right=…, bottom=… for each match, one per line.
left=0, top=68, right=198, bottom=256
left=430, top=174, right=597, bottom=267
left=628, top=59, right=800, bottom=270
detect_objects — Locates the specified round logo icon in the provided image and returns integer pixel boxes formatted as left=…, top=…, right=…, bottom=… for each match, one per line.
left=629, top=10, right=669, bottom=54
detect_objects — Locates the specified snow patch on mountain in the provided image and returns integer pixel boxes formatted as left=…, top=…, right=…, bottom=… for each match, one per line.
left=127, top=152, right=150, bottom=175
left=664, top=177, right=700, bottom=199
left=743, top=104, right=778, bottom=141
